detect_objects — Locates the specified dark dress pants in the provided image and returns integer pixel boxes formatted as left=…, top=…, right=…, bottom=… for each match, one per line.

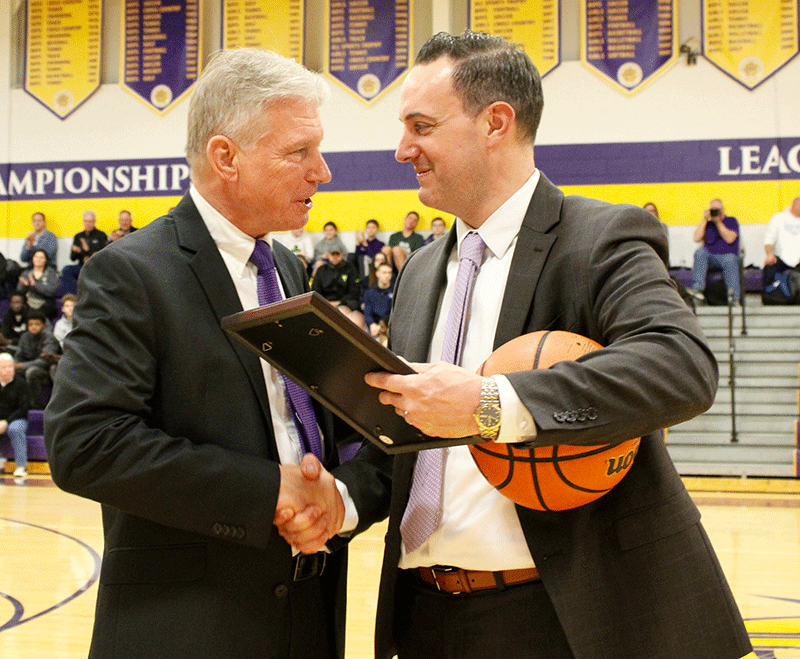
left=394, top=569, right=575, bottom=659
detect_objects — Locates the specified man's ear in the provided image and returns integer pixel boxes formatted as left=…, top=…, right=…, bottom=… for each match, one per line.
left=485, top=101, right=516, bottom=147
left=206, top=135, right=239, bottom=182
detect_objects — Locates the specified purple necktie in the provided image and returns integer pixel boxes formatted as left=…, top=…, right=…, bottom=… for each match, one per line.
left=400, top=232, right=486, bottom=553
left=250, top=240, right=323, bottom=461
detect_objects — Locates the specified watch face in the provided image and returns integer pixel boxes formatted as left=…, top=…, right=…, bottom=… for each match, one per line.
left=479, top=407, right=501, bottom=429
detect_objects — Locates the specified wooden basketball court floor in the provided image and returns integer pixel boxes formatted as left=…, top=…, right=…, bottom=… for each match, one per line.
left=1, top=474, right=799, bottom=659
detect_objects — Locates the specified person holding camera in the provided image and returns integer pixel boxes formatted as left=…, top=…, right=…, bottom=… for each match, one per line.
left=687, top=198, right=740, bottom=302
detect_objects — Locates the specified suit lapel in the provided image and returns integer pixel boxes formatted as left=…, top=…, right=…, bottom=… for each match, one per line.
left=173, top=194, right=278, bottom=456
left=493, top=173, right=563, bottom=350
left=391, top=229, right=454, bottom=363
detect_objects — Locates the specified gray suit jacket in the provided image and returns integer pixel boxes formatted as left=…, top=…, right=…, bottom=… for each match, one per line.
left=364, top=173, right=751, bottom=659
left=44, top=193, right=375, bottom=659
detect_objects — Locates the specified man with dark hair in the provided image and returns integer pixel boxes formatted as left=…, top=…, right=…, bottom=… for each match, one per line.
left=15, top=310, right=58, bottom=408
left=385, top=210, right=423, bottom=271
left=331, top=29, right=751, bottom=659
left=355, top=218, right=386, bottom=284
left=312, top=247, right=364, bottom=327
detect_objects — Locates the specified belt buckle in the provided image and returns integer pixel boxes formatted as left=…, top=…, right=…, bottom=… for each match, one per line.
left=430, top=565, right=460, bottom=594
left=293, top=552, right=326, bottom=582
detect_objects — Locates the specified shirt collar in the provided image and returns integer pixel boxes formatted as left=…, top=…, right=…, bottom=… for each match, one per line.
left=189, top=185, right=273, bottom=274
left=454, top=169, right=540, bottom=259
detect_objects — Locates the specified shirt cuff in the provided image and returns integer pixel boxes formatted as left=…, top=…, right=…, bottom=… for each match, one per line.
left=494, top=374, right=537, bottom=443
left=335, top=478, right=359, bottom=535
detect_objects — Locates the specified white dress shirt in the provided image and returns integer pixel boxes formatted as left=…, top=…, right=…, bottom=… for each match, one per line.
left=189, top=186, right=358, bottom=535
left=399, top=170, right=540, bottom=571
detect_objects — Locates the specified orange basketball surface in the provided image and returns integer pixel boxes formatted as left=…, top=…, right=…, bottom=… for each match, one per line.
left=471, top=331, right=640, bottom=511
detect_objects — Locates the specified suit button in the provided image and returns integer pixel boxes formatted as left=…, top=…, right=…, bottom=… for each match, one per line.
left=274, top=584, right=289, bottom=598
left=212, top=522, right=223, bottom=536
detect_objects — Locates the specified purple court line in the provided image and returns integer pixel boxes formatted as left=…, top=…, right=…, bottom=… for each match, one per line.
left=0, top=516, right=102, bottom=632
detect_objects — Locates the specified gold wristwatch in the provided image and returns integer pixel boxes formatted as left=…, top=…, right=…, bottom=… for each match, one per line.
left=473, top=376, right=501, bottom=440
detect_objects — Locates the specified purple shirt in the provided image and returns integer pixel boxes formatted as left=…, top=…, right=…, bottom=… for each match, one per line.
left=704, top=216, right=739, bottom=256
left=354, top=238, right=385, bottom=259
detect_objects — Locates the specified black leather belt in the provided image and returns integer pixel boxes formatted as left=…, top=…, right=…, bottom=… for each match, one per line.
left=293, top=552, right=327, bottom=581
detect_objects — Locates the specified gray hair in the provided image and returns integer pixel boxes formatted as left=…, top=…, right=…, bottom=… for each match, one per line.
left=186, top=48, right=329, bottom=172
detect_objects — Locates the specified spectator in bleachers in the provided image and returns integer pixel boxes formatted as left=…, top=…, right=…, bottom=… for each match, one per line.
left=19, top=211, right=57, bottom=266
left=15, top=310, right=59, bottom=409
left=53, top=293, right=76, bottom=349
left=423, top=216, right=447, bottom=245
left=60, top=210, right=108, bottom=295
left=354, top=218, right=385, bottom=284
left=312, top=247, right=364, bottom=327
left=312, top=221, right=348, bottom=274
left=117, top=209, right=138, bottom=236
left=643, top=202, right=659, bottom=218
left=277, top=227, right=315, bottom=271
left=0, top=352, right=29, bottom=478
left=0, top=293, right=29, bottom=352
left=17, top=249, right=59, bottom=320
left=363, top=261, right=394, bottom=339
left=687, top=198, right=740, bottom=303
left=763, top=197, right=800, bottom=289
left=385, top=210, right=423, bottom=271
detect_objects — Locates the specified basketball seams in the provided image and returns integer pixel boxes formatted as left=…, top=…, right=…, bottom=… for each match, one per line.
left=470, top=330, right=639, bottom=511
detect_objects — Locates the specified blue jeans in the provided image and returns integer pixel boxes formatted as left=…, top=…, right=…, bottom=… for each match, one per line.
left=3, top=418, right=28, bottom=469
left=692, top=248, right=740, bottom=301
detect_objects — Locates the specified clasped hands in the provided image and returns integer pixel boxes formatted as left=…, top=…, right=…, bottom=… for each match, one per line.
left=274, top=454, right=344, bottom=554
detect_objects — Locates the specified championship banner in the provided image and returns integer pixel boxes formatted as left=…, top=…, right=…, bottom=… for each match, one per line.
left=120, top=0, right=202, bottom=115
left=222, top=1, right=304, bottom=61
left=325, top=0, right=412, bottom=106
left=25, top=0, right=102, bottom=119
left=703, top=0, right=799, bottom=90
left=469, top=0, right=559, bottom=78
left=581, top=0, right=678, bottom=96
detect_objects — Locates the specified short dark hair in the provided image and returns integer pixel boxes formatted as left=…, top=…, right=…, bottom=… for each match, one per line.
left=416, top=29, right=544, bottom=144
left=324, top=221, right=338, bottom=231
left=28, top=310, right=47, bottom=324
left=32, top=249, right=50, bottom=266
left=32, top=211, right=45, bottom=221
left=366, top=219, right=380, bottom=228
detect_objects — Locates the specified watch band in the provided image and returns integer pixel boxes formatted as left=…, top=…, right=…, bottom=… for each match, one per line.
left=474, top=376, right=502, bottom=440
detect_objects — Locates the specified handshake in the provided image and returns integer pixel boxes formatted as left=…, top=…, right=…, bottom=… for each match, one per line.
left=274, top=454, right=345, bottom=554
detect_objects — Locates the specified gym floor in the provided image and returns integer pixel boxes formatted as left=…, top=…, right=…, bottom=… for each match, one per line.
left=1, top=474, right=798, bottom=659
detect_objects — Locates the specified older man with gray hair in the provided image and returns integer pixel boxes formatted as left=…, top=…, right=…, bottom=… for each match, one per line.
left=0, top=352, right=29, bottom=478
left=45, top=48, right=388, bottom=659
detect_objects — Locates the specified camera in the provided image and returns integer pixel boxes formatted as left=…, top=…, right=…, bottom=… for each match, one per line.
left=709, top=208, right=720, bottom=217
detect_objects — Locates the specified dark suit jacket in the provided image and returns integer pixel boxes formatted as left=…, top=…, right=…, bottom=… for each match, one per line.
left=359, top=174, right=751, bottom=659
left=44, top=193, right=379, bottom=659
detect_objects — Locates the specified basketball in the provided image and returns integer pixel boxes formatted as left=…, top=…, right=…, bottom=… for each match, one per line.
left=469, top=330, right=640, bottom=511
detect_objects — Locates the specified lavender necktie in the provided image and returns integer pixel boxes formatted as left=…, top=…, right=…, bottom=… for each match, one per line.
left=400, top=232, right=486, bottom=553
left=250, top=240, right=323, bottom=461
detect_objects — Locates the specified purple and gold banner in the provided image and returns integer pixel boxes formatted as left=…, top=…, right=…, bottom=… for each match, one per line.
left=469, top=0, right=559, bottom=78
left=581, top=0, right=678, bottom=96
left=222, top=1, right=304, bottom=61
left=120, top=0, right=202, bottom=115
left=25, top=0, right=102, bottom=119
left=325, top=0, right=412, bottom=106
left=703, top=0, right=799, bottom=90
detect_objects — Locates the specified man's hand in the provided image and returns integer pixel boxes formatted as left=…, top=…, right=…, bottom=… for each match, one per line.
left=365, top=362, right=483, bottom=438
left=274, top=453, right=345, bottom=554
